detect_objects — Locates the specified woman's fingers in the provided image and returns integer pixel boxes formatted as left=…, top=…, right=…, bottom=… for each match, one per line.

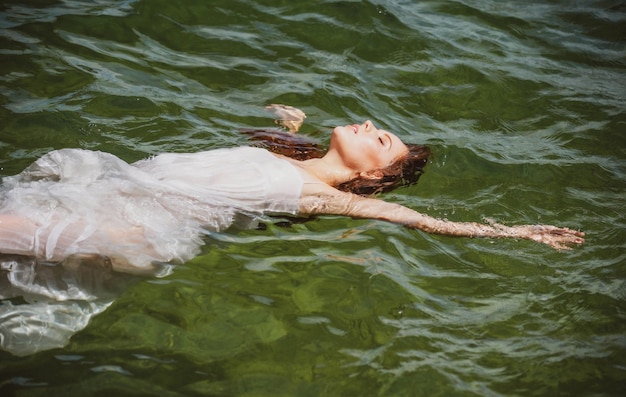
left=527, top=225, right=585, bottom=250
left=265, top=104, right=306, bottom=133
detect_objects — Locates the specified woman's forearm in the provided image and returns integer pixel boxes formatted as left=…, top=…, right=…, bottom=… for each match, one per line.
left=379, top=203, right=584, bottom=250
left=408, top=214, right=513, bottom=238
left=361, top=202, right=515, bottom=239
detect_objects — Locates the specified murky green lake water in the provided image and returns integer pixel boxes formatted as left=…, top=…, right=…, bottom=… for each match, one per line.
left=1, top=0, right=625, bottom=396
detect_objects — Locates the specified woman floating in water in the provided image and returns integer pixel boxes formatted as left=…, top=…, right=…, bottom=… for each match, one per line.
left=0, top=105, right=584, bottom=356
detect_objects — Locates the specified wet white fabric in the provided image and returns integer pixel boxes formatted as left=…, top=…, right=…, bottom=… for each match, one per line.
left=0, top=298, right=113, bottom=357
left=0, top=147, right=304, bottom=356
left=0, top=147, right=303, bottom=267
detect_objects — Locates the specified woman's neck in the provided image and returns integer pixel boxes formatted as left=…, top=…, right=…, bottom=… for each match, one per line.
left=292, top=151, right=357, bottom=186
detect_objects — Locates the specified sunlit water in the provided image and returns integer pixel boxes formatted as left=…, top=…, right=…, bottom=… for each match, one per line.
left=1, top=0, right=625, bottom=396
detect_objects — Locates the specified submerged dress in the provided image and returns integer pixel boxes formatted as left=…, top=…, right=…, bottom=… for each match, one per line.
left=0, top=146, right=304, bottom=356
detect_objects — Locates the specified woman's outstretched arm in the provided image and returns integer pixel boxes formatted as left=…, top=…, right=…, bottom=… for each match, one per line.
left=298, top=189, right=585, bottom=250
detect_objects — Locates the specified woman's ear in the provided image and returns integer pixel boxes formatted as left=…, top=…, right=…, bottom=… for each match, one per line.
left=359, top=170, right=384, bottom=180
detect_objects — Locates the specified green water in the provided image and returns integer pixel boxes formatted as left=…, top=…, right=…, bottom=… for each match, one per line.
left=1, top=0, right=625, bottom=396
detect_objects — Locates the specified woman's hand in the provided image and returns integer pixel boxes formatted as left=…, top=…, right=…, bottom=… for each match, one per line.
left=265, top=104, right=306, bottom=133
left=508, top=224, right=585, bottom=250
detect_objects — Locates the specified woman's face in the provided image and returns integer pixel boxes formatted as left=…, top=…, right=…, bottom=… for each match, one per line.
left=330, top=120, right=408, bottom=172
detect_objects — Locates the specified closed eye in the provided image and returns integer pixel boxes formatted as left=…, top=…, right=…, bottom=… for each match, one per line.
left=379, top=135, right=391, bottom=148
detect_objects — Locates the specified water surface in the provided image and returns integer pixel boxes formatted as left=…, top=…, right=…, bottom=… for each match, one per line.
left=1, top=0, right=625, bottom=396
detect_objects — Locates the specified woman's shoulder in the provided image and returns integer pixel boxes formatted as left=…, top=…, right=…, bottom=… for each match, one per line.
left=279, top=159, right=344, bottom=201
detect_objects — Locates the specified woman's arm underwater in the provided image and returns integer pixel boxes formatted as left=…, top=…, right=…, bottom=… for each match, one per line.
left=298, top=187, right=585, bottom=250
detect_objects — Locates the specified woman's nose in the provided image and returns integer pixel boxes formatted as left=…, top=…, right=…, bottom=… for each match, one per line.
left=364, top=120, right=374, bottom=133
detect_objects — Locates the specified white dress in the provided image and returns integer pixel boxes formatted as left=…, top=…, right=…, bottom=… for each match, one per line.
left=0, top=146, right=303, bottom=356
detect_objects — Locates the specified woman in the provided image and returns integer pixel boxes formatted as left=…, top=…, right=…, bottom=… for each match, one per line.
left=0, top=108, right=583, bottom=356
left=0, top=113, right=584, bottom=271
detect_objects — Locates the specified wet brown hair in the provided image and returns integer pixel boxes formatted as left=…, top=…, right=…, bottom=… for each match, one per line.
left=242, top=128, right=325, bottom=161
left=242, top=128, right=430, bottom=196
left=335, top=143, right=430, bottom=195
